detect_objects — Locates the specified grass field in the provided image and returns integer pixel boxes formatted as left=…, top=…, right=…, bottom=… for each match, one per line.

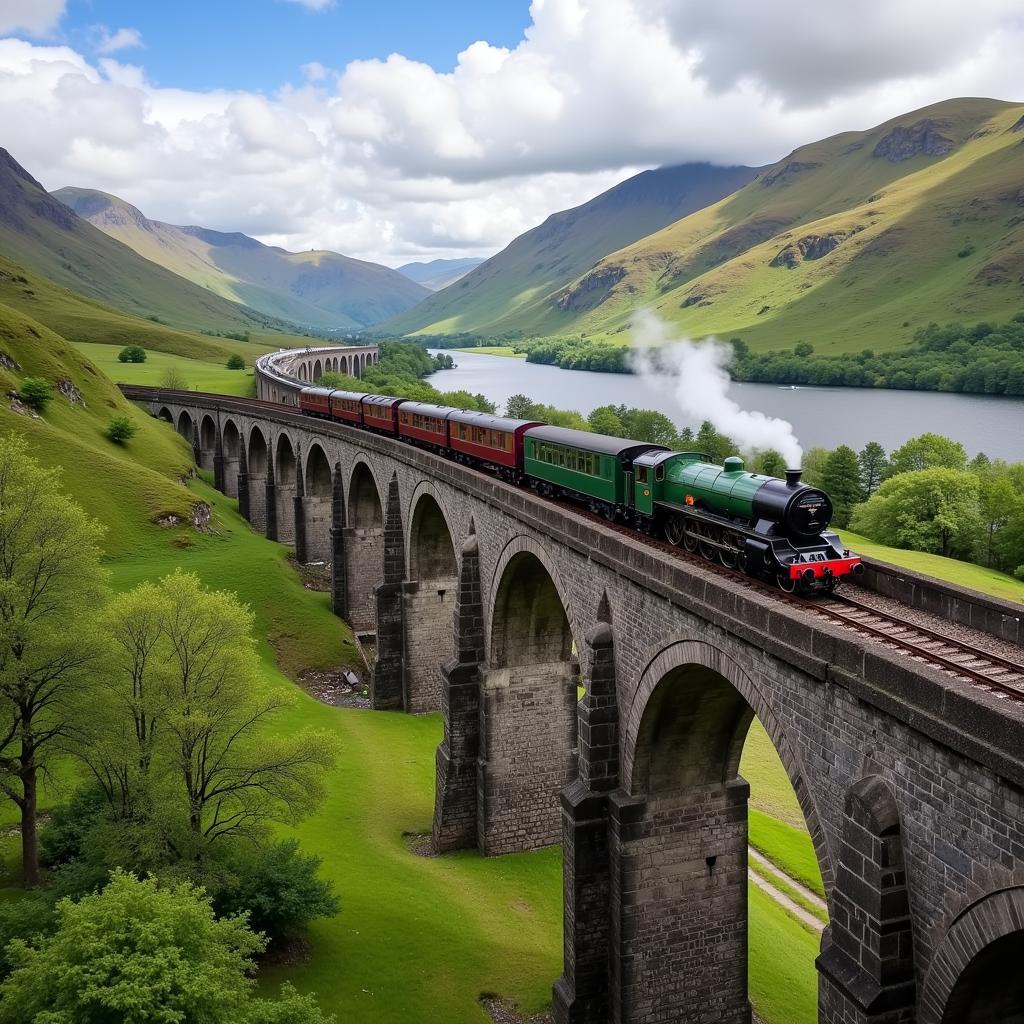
left=453, top=346, right=526, bottom=358
left=839, top=529, right=1024, bottom=604
left=69, top=341, right=258, bottom=398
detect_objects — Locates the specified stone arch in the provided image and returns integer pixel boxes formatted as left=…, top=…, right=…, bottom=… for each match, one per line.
left=614, top=636, right=833, bottom=1023
left=176, top=409, right=194, bottom=440
left=313, top=358, right=323, bottom=382
left=921, top=887, right=1024, bottom=1024
left=301, top=442, right=333, bottom=563
left=344, top=458, right=385, bottom=632
left=221, top=419, right=241, bottom=498
left=246, top=426, right=269, bottom=532
left=403, top=487, right=459, bottom=713
left=157, top=406, right=173, bottom=423
left=198, top=414, right=216, bottom=470
left=273, top=433, right=298, bottom=544
left=478, top=541, right=579, bottom=855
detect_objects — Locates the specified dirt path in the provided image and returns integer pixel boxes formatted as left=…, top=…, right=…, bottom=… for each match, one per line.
left=747, top=848, right=826, bottom=934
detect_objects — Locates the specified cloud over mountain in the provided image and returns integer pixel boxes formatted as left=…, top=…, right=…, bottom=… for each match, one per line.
left=0, top=0, right=1020, bottom=265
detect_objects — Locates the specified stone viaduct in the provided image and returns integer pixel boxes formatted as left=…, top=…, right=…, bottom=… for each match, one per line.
left=254, top=343, right=380, bottom=406
left=125, top=363, right=1024, bottom=1024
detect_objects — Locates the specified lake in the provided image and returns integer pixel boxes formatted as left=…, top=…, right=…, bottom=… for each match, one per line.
left=428, top=350, right=1024, bottom=462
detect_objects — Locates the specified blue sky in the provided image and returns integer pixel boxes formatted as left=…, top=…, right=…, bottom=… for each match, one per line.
left=58, top=0, right=531, bottom=90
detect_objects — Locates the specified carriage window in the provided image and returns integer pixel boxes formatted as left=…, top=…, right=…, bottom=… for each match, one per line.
left=636, top=467, right=648, bottom=483
left=655, top=465, right=665, bottom=482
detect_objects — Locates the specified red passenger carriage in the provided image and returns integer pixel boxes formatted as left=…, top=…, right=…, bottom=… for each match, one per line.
left=329, top=390, right=366, bottom=426
left=397, top=402, right=453, bottom=448
left=448, top=410, right=542, bottom=476
left=360, top=394, right=404, bottom=435
left=298, top=386, right=333, bottom=418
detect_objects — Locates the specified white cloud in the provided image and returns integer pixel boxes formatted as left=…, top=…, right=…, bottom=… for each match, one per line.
left=95, top=27, right=144, bottom=55
left=0, top=1, right=1020, bottom=266
left=0, top=0, right=65, bottom=36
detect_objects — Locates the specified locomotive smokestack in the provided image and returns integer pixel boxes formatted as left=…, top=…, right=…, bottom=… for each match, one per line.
left=785, top=468, right=802, bottom=487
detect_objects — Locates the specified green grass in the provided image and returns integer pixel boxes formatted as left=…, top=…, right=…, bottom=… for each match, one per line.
left=749, top=810, right=825, bottom=900
left=748, top=882, right=820, bottom=1024
left=739, top=720, right=806, bottom=829
left=453, top=346, right=526, bottom=358
left=839, top=529, right=1024, bottom=604
left=749, top=857, right=828, bottom=926
left=69, top=342, right=257, bottom=398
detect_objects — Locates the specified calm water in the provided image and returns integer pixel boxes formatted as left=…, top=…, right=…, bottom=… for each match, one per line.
left=428, top=350, right=1024, bottom=461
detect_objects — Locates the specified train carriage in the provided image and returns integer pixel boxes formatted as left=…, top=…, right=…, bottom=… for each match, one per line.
left=397, top=402, right=453, bottom=449
left=448, top=410, right=542, bottom=476
left=361, top=394, right=404, bottom=435
left=298, top=386, right=334, bottom=418
left=523, top=425, right=667, bottom=516
left=329, top=389, right=367, bottom=426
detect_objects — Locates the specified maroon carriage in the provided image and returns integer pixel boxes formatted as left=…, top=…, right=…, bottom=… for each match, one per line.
left=329, top=389, right=366, bottom=426
left=397, top=402, right=452, bottom=448
left=298, top=386, right=334, bottom=418
left=448, top=410, right=543, bottom=476
left=360, top=394, right=404, bottom=435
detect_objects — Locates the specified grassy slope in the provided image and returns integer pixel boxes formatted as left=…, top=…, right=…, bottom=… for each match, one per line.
left=385, top=163, right=759, bottom=336
left=411, top=98, right=1024, bottom=352
left=54, top=188, right=429, bottom=330
left=839, top=529, right=1024, bottom=604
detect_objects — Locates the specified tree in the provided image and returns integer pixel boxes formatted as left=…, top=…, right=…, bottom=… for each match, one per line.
left=0, top=436, right=107, bottom=885
left=588, top=406, right=624, bottom=437
left=226, top=353, right=246, bottom=370
left=694, top=421, right=737, bottom=464
left=0, top=871, right=335, bottom=1024
left=850, top=468, right=982, bottom=558
left=886, top=433, right=967, bottom=477
left=118, top=345, right=147, bottom=364
left=79, top=571, right=337, bottom=856
left=106, top=415, right=139, bottom=444
left=619, top=409, right=679, bottom=447
left=752, top=450, right=786, bottom=477
left=801, top=447, right=831, bottom=489
left=17, top=378, right=53, bottom=412
left=858, top=442, right=888, bottom=496
left=160, top=367, right=189, bottom=390
left=977, top=471, right=1021, bottom=568
left=505, top=394, right=534, bottom=419
left=820, top=445, right=864, bottom=528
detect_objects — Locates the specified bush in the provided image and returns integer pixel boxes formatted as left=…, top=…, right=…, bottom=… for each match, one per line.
left=160, top=368, right=189, bottom=390
left=106, top=415, right=139, bottom=444
left=18, top=377, right=53, bottom=411
left=118, top=345, right=146, bottom=363
left=226, top=353, right=246, bottom=370
left=212, top=839, right=339, bottom=945
left=40, top=786, right=108, bottom=868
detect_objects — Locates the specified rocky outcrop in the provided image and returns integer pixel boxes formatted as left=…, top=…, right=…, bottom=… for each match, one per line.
left=975, top=262, right=1011, bottom=286
left=0, top=351, right=20, bottom=372
left=555, top=264, right=626, bottom=311
left=1009, top=114, right=1024, bottom=133
left=57, top=376, right=84, bottom=406
left=872, top=119, right=954, bottom=162
left=770, top=232, right=845, bottom=268
left=761, top=161, right=821, bottom=187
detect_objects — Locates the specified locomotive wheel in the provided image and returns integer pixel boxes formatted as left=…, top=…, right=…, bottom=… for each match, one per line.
left=698, top=524, right=717, bottom=562
left=718, top=543, right=739, bottom=569
left=683, top=524, right=698, bottom=552
left=776, top=573, right=797, bottom=594
left=664, top=514, right=686, bottom=547
left=601, top=503, right=617, bottom=522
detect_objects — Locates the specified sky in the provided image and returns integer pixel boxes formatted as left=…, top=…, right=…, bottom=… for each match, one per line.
left=0, top=0, right=1021, bottom=267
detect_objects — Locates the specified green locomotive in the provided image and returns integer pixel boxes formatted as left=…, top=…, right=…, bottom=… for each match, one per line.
left=522, top=425, right=862, bottom=593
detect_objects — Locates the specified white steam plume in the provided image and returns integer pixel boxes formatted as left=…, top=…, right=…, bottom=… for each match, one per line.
left=629, top=310, right=804, bottom=467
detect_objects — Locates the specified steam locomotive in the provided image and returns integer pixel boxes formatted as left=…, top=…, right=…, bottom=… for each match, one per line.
left=299, top=386, right=862, bottom=594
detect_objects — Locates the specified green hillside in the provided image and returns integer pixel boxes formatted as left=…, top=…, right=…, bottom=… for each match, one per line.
left=546, top=98, right=1024, bottom=352
left=383, top=162, right=759, bottom=336
left=54, top=187, right=429, bottom=330
left=0, top=149, right=301, bottom=336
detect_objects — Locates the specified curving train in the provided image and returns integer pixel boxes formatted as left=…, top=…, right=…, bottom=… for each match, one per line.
left=298, top=385, right=863, bottom=594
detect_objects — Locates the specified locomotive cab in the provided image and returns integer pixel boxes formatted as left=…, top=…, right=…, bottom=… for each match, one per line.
left=632, top=451, right=711, bottom=517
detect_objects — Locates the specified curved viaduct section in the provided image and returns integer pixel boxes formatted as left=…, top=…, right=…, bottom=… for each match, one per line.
left=254, top=343, right=380, bottom=407
left=130, top=384, right=1024, bottom=1024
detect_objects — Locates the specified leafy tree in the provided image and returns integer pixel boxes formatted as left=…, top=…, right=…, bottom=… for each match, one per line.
left=619, top=408, right=679, bottom=447
left=820, top=445, right=864, bottom=527
left=588, top=405, right=624, bottom=437
left=78, top=571, right=337, bottom=854
left=160, top=367, right=189, bottom=390
left=505, top=394, right=534, bottom=419
left=213, top=839, right=339, bottom=945
left=694, top=421, right=737, bottom=464
left=858, top=442, right=888, bottom=496
left=0, top=436, right=107, bottom=886
left=850, top=468, right=982, bottom=558
left=0, top=870, right=335, bottom=1024
left=886, top=433, right=968, bottom=477
left=106, top=414, right=139, bottom=444
left=226, top=353, right=246, bottom=370
left=800, top=447, right=831, bottom=489
left=752, top=450, right=786, bottom=478
left=17, top=378, right=53, bottom=411
left=977, top=471, right=1022, bottom=568
left=118, top=345, right=146, bottom=364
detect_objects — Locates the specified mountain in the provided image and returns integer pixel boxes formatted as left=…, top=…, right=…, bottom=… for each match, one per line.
left=54, top=187, right=429, bottom=330
left=382, top=162, right=760, bottom=336
left=531, top=97, right=1024, bottom=353
left=397, top=258, right=485, bottom=291
left=0, top=149, right=294, bottom=335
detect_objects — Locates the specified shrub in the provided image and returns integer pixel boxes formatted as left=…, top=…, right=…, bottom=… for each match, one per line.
left=212, top=839, right=340, bottom=945
left=106, top=415, right=139, bottom=444
left=957, top=244, right=975, bottom=258
left=18, top=377, right=53, bottom=411
left=40, top=786, right=108, bottom=868
left=118, top=345, right=146, bottom=363
left=160, top=368, right=189, bottom=390
left=226, top=353, right=246, bottom=370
